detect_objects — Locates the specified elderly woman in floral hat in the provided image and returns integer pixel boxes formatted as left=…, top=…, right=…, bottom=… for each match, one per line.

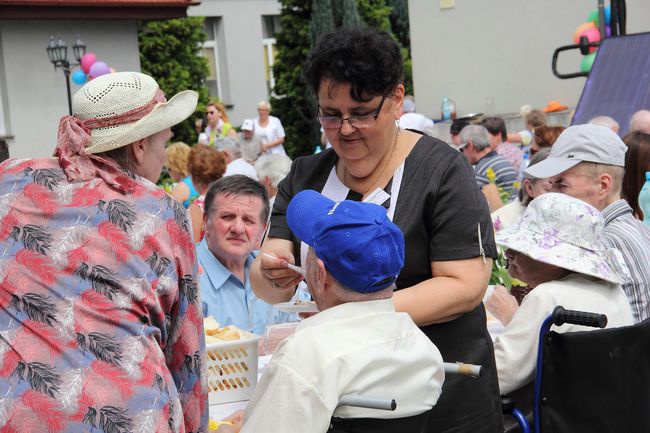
left=490, top=193, right=633, bottom=395
left=0, top=72, right=206, bottom=432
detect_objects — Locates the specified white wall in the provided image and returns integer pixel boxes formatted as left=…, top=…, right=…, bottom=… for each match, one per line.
left=188, top=0, right=281, bottom=125
left=0, top=20, right=140, bottom=159
left=408, top=0, right=650, bottom=120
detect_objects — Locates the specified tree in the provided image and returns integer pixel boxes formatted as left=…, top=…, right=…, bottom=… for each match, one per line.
left=138, top=17, right=210, bottom=145
left=273, top=0, right=405, bottom=157
left=310, top=0, right=335, bottom=46
left=385, top=0, right=413, bottom=94
left=271, top=0, right=319, bottom=157
left=341, top=0, right=362, bottom=27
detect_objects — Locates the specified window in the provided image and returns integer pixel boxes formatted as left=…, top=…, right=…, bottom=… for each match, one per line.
left=261, top=15, right=281, bottom=95
left=202, top=17, right=223, bottom=100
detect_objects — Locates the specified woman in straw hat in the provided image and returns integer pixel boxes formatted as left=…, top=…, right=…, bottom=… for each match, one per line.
left=0, top=72, right=207, bottom=432
left=489, top=193, right=633, bottom=395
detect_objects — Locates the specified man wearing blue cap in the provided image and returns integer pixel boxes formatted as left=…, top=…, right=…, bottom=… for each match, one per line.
left=234, top=190, right=444, bottom=433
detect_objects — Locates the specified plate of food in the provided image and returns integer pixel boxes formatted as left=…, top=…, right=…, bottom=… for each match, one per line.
left=273, top=300, right=319, bottom=313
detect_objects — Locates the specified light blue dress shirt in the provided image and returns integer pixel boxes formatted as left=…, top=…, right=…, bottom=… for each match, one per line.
left=197, top=239, right=298, bottom=335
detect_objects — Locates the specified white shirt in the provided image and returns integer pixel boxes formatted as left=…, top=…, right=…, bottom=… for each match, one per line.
left=241, top=299, right=444, bottom=433
left=494, top=273, right=634, bottom=394
left=254, top=116, right=286, bottom=155
left=491, top=199, right=526, bottom=232
left=224, top=158, right=259, bottom=180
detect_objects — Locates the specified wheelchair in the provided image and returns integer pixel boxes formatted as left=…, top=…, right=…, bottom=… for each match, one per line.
left=503, top=306, right=650, bottom=433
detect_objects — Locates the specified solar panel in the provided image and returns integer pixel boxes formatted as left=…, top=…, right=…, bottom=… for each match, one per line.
left=572, top=32, right=650, bottom=136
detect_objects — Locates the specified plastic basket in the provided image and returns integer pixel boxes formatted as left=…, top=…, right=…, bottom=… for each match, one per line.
left=206, top=332, right=261, bottom=405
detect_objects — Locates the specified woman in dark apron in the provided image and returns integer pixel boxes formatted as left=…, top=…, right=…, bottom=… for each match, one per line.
left=250, top=27, right=503, bottom=433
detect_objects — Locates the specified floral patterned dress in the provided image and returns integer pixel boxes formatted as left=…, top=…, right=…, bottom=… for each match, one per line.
left=0, top=149, right=207, bottom=432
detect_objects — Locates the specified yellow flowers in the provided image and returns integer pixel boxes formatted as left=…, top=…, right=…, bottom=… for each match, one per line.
left=486, top=167, right=496, bottom=183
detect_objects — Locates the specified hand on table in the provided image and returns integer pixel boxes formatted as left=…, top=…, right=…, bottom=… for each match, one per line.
left=485, top=284, right=519, bottom=326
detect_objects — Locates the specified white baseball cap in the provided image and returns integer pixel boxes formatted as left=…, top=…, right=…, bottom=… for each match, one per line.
left=241, top=119, right=255, bottom=131
left=524, top=124, right=627, bottom=179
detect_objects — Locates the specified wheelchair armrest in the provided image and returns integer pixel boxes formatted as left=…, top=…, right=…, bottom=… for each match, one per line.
left=337, top=395, right=396, bottom=411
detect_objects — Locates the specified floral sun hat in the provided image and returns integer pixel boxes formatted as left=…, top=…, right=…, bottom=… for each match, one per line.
left=495, top=193, right=629, bottom=284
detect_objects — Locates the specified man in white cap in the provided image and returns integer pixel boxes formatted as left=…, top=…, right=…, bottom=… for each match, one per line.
left=0, top=72, right=207, bottom=431
left=237, top=118, right=263, bottom=159
left=525, top=124, right=650, bottom=323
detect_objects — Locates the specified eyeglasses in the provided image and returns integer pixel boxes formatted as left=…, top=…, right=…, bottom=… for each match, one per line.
left=318, top=96, right=386, bottom=130
left=207, top=110, right=217, bottom=115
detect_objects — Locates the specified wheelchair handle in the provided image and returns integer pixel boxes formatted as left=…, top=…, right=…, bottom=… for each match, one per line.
left=444, top=362, right=481, bottom=378
left=552, top=306, right=608, bottom=328
left=338, top=395, right=396, bottom=411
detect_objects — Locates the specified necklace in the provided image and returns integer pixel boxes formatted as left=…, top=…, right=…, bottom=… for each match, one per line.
left=342, top=126, right=400, bottom=198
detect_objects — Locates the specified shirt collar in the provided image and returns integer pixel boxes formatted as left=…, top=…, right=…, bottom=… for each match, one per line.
left=197, top=238, right=257, bottom=289
left=601, top=199, right=632, bottom=225
left=297, top=298, right=395, bottom=331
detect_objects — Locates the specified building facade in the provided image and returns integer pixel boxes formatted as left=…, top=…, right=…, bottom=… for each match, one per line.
left=0, top=1, right=195, bottom=159
left=188, top=0, right=282, bottom=126
left=408, top=0, right=650, bottom=122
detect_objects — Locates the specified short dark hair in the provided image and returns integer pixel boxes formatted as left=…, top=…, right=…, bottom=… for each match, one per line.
left=204, top=175, right=270, bottom=222
left=480, top=116, right=508, bottom=142
left=0, top=139, right=9, bottom=163
left=304, top=27, right=404, bottom=102
left=450, top=119, right=471, bottom=135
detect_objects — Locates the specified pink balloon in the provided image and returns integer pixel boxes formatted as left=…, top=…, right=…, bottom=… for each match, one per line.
left=579, top=27, right=601, bottom=54
left=80, top=52, right=96, bottom=74
left=89, top=61, right=111, bottom=78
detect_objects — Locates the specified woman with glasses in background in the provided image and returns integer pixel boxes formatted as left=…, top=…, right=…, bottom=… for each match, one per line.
left=198, top=101, right=237, bottom=145
left=250, top=27, right=502, bottom=433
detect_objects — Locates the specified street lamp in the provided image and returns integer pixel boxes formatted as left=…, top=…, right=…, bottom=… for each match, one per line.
left=46, top=35, right=86, bottom=115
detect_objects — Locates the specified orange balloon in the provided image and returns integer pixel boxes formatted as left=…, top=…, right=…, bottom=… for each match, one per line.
left=573, top=22, right=597, bottom=44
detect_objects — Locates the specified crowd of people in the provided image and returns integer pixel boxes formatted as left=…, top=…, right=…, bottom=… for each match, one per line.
left=0, top=24, right=649, bottom=433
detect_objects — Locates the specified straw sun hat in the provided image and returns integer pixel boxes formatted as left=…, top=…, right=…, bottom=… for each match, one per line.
left=495, top=193, right=629, bottom=285
left=72, top=71, right=198, bottom=154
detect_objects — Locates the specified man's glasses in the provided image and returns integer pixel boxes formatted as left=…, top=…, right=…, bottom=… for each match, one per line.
left=318, top=96, right=386, bottom=130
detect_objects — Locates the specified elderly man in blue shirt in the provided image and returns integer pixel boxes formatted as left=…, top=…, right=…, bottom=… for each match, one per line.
left=197, top=174, right=297, bottom=334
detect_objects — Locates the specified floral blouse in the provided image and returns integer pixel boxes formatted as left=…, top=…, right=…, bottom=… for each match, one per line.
left=0, top=151, right=207, bottom=432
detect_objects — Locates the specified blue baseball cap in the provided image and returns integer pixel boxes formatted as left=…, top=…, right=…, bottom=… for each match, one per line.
left=286, top=190, right=405, bottom=293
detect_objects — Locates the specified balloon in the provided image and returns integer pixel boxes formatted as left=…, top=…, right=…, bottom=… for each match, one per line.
left=89, top=61, right=111, bottom=78
left=587, top=6, right=611, bottom=26
left=587, top=8, right=599, bottom=25
left=581, top=27, right=601, bottom=53
left=109, top=67, right=117, bottom=73
left=573, top=22, right=596, bottom=44
left=71, top=69, right=87, bottom=85
left=605, top=25, right=611, bottom=38
left=580, top=52, right=597, bottom=73
left=80, top=52, right=96, bottom=74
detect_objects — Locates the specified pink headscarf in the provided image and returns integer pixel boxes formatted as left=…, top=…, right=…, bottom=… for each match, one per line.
left=54, top=89, right=166, bottom=193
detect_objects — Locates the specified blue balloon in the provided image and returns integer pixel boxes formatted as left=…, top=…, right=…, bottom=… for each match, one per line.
left=605, top=6, right=611, bottom=26
left=72, top=69, right=87, bottom=85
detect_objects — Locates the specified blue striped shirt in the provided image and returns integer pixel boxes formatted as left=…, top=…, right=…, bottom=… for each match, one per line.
left=473, top=151, right=518, bottom=201
left=602, top=199, right=650, bottom=323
